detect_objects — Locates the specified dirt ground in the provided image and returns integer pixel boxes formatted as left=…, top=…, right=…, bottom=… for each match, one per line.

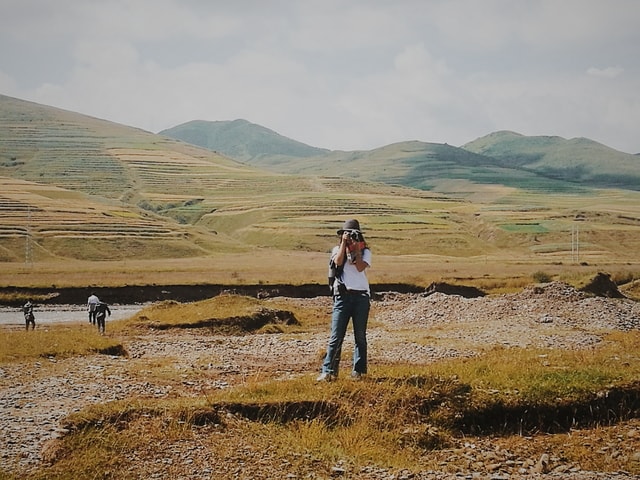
left=1, top=282, right=640, bottom=479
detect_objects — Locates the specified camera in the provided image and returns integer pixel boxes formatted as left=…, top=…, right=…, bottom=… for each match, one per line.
left=348, top=230, right=361, bottom=242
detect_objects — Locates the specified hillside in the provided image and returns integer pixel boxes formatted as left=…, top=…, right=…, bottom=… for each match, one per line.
left=0, top=95, right=473, bottom=262
left=462, top=131, right=640, bottom=189
left=0, top=176, right=214, bottom=262
left=161, top=120, right=640, bottom=193
left=160, top=119, right=329, bottom=163
left=1, top=94, right=640, bottom=272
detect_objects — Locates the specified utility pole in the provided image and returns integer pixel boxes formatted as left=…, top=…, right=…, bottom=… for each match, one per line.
left=575, top=223, right=579, bottom=263
left=25, top=205, right=32, bottom=265
left=571, top=225, right=575, bottom=263
left=572, top=214, right=585, bottom=264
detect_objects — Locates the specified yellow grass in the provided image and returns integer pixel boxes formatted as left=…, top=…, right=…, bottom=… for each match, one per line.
left=2, top=294, right=640, bottom=478
left=19, top=329, right=640, bottom=478
left=0, top=325, right=124, bottom=363
left=1, top=252, right=639, bottom=294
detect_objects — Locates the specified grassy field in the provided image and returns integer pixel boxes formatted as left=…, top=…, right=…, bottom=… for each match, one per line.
left=1, top=295, right=639, bottom=478
left=2, top=179, right=639, bottom=292
left=1, top=252, right=640, bottom=296
left=0, top=326, right=125, bottom=363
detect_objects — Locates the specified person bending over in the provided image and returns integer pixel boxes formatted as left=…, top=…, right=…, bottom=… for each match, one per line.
left=95, top=301, right=111, bottom=334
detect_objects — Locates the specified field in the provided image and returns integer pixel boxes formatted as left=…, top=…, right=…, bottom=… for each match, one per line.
left=2, top=94, right=640, bottom=478
left=2, top=176, right=640, bottom=292
left=1, top=287, right=640, bottom=479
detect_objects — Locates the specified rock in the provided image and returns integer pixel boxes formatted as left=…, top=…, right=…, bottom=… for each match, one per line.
left=533, top=453, right=550, bottom=474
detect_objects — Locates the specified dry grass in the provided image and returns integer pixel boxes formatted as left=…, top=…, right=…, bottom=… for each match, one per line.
left=5, top=316, right=640, bottom=479
left=119, top=295, right=263, bottom=328
left=2, top=285, right=640, bottom=479
left=112, top=294, right=320, bottom=336
left=427, top=331, right=640, bottom=401
left=1, top=252, right=639, bottom=300
left=0, top=326, right=125, bottom=363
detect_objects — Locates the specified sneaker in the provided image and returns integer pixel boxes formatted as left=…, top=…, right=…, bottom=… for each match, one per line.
left=351, top=371, right=364, bottom=380
left=316, top=372, right=335, bottom=382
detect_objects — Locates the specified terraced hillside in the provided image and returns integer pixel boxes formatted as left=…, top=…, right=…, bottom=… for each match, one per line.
left=1, top=94, right=640, bottom=268
left=0, top=95, right=484, bottom=261
left=0, top=177, right=212, bottom=262
left=0, top=95, right=248, bottom=201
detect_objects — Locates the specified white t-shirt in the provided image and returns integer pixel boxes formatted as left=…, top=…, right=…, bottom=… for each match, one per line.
left=88, top=294, right=100, bottom=311
left=331, top=246, right=372, bottom=294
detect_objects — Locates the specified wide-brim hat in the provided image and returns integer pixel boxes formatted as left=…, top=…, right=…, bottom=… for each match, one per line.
left=337, top=219, right=362, bottom=234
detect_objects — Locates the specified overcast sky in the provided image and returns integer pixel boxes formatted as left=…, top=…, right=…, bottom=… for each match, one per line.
left=1, top=0, right=639, bottom=153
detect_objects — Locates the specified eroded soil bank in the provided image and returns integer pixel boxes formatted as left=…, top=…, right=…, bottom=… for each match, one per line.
left=0, top=282, right=424, bottom=307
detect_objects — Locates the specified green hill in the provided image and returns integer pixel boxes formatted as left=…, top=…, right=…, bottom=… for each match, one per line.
left=160, top=119, right=329, bottom=164
left=462, top=131, right=640, bottom=189
left=0, top=95, right=467, bottom=262
left=161, top=121, right=640, bottom=193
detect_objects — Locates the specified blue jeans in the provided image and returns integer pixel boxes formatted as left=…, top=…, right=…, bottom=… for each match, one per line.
left=321, top=293, right=370, bottom=376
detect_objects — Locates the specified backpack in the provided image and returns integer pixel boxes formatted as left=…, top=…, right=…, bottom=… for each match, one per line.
left=23, top=302, right=34, bottom=321
left=327, top=254, right=346, bottom=295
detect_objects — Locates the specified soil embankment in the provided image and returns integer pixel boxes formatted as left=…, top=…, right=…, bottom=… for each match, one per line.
left=0, top=283, right=425, bottom=306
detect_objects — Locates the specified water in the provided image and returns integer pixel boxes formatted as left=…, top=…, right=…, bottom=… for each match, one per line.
left=0, top=304, right=144, bottom=326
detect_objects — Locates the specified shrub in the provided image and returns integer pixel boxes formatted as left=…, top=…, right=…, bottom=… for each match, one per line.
left=532, top=271, right=552, bottom=283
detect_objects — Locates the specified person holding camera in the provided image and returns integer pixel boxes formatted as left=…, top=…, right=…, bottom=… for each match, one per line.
left=318, top=219, right=372, bottom=382
left=23, top=299, right=36, bottom=331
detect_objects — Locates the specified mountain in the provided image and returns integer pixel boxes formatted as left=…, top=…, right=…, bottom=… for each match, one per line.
left=0, top=94, right=461, bottom=262
left=462, top=131, right=640, bottom=189
left=160, top=119, right=329, bottom=164
left=161, top=121, right=640, bottom=192
left=2, top=94, right=639, bottom=267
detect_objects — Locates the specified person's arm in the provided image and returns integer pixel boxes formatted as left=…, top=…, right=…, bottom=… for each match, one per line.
left=333, top=233, right=349, bottom=266
left=350, top=244, right=369, bottom=272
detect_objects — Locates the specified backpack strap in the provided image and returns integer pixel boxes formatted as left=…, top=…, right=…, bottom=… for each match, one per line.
left=328, top=252, right=347, bottom=294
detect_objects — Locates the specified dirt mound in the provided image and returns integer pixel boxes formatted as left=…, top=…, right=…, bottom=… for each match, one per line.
left=152, top=308, right=299, bottom=334
left=518, top=281, right=588, bottom=301
left=579, top=272, right=625, bottom=298
left=423, top=281, right=485, bottom=298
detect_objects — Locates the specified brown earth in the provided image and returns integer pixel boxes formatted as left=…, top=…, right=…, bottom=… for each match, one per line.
left=1, top=281, right=640, bottom=479
left=0, top=282, right=424, bottom=307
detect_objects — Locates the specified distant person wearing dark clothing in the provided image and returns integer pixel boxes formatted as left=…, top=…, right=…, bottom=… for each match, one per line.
left=95, top=302, right=111, bottom=334
left=23, top=300, right=35, bottom=330
left=87, top=293, right=100, bottom=324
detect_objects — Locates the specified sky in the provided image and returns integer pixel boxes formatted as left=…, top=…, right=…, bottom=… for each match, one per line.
left=1, top=0, right=639, bottom=154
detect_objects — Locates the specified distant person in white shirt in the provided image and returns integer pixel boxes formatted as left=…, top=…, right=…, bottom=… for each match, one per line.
left=87, top=293, right=100, bottom=325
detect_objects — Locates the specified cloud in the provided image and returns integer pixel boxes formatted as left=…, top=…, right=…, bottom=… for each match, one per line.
left=587, top=66, right=624, bottom=79
left=1, top=0, right=639, bottom=153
